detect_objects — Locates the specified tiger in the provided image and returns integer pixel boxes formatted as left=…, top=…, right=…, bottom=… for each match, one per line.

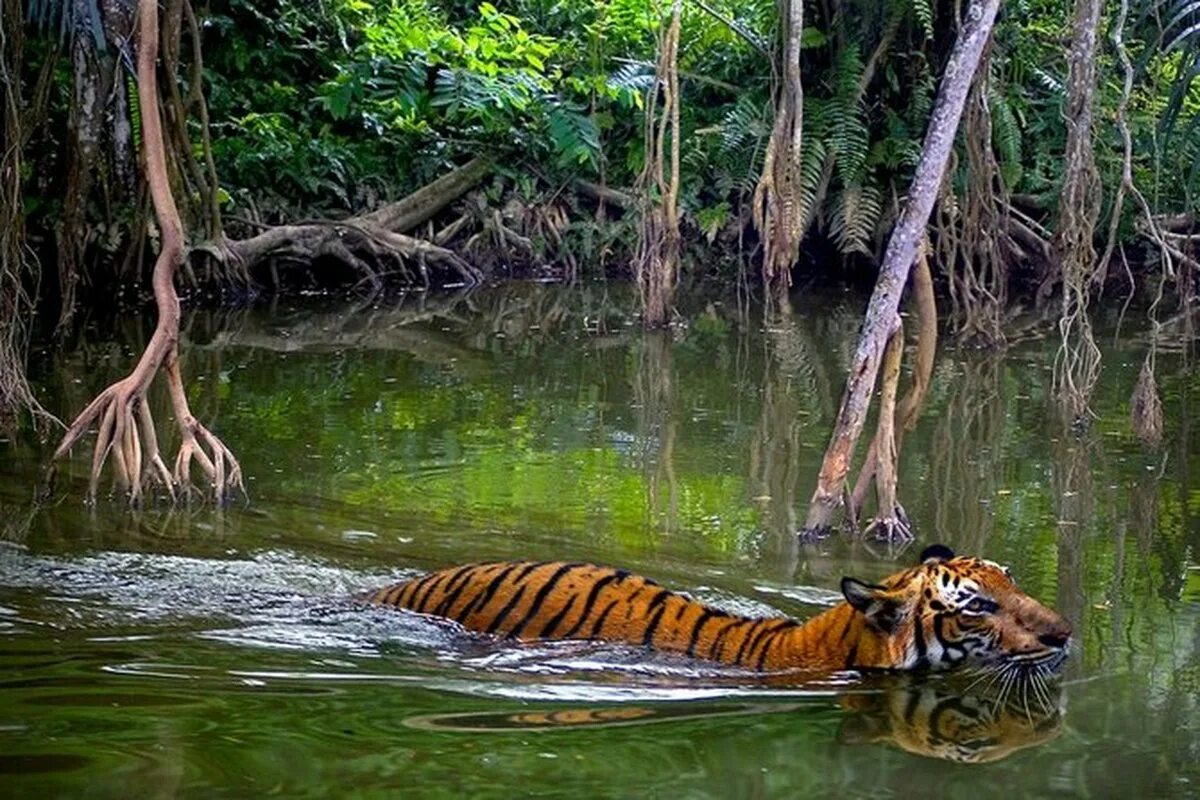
left=366, top=544, right=1072, bottom=674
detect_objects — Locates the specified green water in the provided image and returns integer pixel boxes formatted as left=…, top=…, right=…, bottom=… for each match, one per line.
left=1, top=284, right=1198, bottom=798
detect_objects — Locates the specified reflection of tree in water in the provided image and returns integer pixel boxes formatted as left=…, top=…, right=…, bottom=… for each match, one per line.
left=632, top=331, right=678, bottom=535
left=1050, top=430, right=1094, bottom=679
left=749, top=304, right=832, bottom=573
left=929, top=354, right=1005, bottom=554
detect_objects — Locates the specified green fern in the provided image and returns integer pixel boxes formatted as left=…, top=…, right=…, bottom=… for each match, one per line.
left=796, top=136, right=828, bottom=229
left=826, top=45, right=870, bottom=186
left=720, top=94, right=768, bottom=154
left=988, top=82, right=1022, bottom=189
left=829, top=180, right=883, bottom=256
left=908, top=0, right=935, bottom=41
left=547, top=105, right=601, bottom=168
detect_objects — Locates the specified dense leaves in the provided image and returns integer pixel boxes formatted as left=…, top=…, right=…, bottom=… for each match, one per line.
left=12, top=0, right=1200, bottom=285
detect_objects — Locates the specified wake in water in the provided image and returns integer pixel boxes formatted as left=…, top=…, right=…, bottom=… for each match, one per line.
left=0, top=543, right=849, bottom=701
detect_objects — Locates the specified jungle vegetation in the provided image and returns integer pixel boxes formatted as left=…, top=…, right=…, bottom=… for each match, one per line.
left=0, top=0, right=1197, bottom=526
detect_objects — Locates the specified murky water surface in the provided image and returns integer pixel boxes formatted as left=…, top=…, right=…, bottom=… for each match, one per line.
left=2, top=285, right=1198, bottom=798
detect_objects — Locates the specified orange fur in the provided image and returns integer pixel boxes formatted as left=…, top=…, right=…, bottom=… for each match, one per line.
left=367, top=547, right=1071, bottom=674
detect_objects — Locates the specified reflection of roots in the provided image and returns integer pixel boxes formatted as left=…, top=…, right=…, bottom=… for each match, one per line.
left=863, top=506, right=913, bottom=542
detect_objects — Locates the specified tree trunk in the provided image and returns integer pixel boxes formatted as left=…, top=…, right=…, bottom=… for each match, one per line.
left=635, top=0, right=682, bottom=327
left=861, top=323, right=910, bottom=542
left=849, top=240, right=937, bottom=514
left=801, top=0, right=1001, bottom=536
left=359, top=157, right=492, bottom=231
left=1051, top=0, right=1104, bottom=423
left=51, top=0, right=242, bottom=504
left=0, top=0, right=45, bottom=428
left=215, top=158, right=492, bottom=287
left=752, top=0, right=805, bottom=302
left=56, top=23, right=105, bottom=331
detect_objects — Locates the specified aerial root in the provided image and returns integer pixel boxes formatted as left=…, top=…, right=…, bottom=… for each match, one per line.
left=863, top=505, right=913, bottom=542
left=165, top=355, right=244, bottom=504
left=52, top=354, right=243, bottom=506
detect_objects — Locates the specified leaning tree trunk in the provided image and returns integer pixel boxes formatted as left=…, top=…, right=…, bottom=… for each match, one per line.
left=1052, top=0, right=1104, bottom=424
left=634, top=0, right=682, bottom=328
left=51, top=0, right=241, bottom=505
left=801, top=0, right=1002, bottom=536
left=849, top=239, right=937, bottom=531
left=752, top=0, right=805, bottom=303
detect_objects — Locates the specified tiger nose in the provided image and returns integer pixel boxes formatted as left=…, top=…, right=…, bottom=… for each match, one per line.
left=1038, top=622, right=1072, bottom=649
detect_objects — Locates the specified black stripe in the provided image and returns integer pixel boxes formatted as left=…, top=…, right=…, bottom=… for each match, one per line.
left=465, top=562, right=522, bottom=618
left=735, top=621, right=774, bottom=667
left=510, top=561, right=547, bottom=587
left=837, top=617, right=855, bottom=643
left=933, top=614, right=964, bottom=656
left=755, top=621, right=798, bottom=670
left=904, top=689, right=923, bottom=726
left=587, top=600, right=619, bottom=638
left=509, top=563, right=586, bottom=639
left=844, top=642, right=859, bottom=669
left=402, top=573, right=440, bottom=609
left=641, top=603, right=669, bottom=647
left=413, top=570, right=457, bottom=613
left=434, top=564, right=493, bottom=619
left=710, top=619, right=749, bottom=662
left=913, top=614, right=930, bottom=669
left=420, top=565, right=475, bottom=615
left=646, top=588, right=671, bottom=612
left=484, top=584, right=528, bottom=636
left=686, top=610, right=716, bottom=658
left=559, top=573, right=621, bottom=639
left=536, top=594, right=578, bottom=639
left=381, top=584, right=404, bottom=606
left=755, top=630, right=778, bottom=671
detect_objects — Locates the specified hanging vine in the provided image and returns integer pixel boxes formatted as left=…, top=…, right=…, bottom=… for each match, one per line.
left=1051, top=0, right=1104, bottom=424
left=634, top=0, right=682, bottom=327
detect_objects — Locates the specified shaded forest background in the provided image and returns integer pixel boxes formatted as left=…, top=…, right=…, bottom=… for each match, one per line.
left=1, top=0, right=1198, bottom=518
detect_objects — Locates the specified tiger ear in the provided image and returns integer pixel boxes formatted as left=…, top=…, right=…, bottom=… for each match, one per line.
left=841, top=577, right=904, bottom=633
left=919, top=544, right=955, bottom=565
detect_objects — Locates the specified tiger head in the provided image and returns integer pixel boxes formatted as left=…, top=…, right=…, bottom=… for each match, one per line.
left=839, top=544, right=1072, bottom=674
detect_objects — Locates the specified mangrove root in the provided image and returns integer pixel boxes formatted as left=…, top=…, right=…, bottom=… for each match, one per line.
left=50, top=0, right=243, bottom=506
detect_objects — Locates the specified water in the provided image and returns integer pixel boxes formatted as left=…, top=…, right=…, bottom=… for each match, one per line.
left=1, top=284, right=1198, bottom=797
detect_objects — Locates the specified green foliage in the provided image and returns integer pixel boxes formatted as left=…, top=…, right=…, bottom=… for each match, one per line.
left=30, top=0, right=1195, bottom=280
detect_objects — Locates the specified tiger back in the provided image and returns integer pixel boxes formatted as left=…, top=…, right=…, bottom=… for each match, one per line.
left=367, top=545, right=1073, bottom=675
left=366, top=560, right=796, bottom=669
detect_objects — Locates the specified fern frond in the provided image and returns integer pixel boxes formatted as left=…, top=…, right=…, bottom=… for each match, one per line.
left=909, top=0, right=935, bottom=40
left=988, top=83, right=1022, bottom=189
left=829, top=181, right=883, bottom=256
left=796, top=137, right=827, bottom=229
left=721, top=94, right=768, bottom=154
left=826, top=45, right=870, bottom=185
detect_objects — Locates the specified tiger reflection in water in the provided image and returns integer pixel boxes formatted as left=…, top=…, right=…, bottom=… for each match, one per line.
left=405, top=677, right=1063, bottom=764
left=836, top=677, right=1064, bottom=763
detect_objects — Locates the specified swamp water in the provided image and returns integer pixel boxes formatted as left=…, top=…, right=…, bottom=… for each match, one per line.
left=1, top=284, right=1198, bottom=798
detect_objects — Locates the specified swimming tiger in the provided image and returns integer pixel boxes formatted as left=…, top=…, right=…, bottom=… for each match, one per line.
left=366, top=544, right=1071, bottom=674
